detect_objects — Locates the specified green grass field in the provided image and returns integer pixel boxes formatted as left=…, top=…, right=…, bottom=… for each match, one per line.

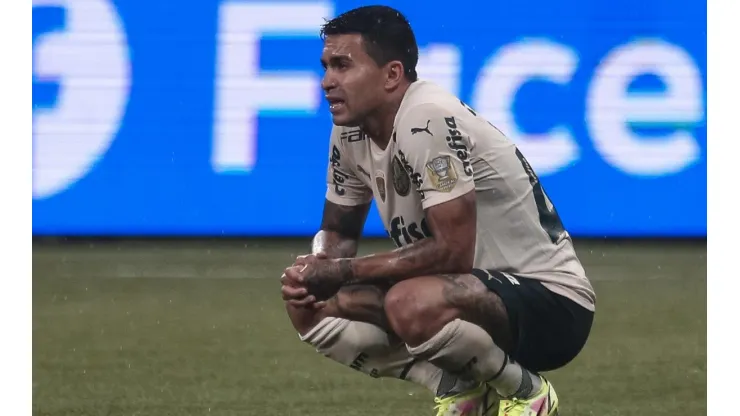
left=32, top=239, right=707, bottom=416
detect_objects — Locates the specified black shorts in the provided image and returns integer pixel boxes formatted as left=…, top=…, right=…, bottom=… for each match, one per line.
left=471, top=268, right=594, bottom=373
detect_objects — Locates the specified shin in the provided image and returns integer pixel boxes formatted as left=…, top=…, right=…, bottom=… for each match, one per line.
left=286, top=284, right=447, bottom=394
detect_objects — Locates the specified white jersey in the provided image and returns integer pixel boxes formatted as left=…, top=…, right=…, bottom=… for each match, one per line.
left=324, top=80, right=595, bottom=311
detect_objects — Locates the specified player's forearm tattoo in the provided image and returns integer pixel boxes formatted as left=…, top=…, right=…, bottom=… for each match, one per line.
left=347, top=238, right=463, bottom=283
left=312, top=201, right=371, bottom=259
left=344, top=191, right=477, bottom=283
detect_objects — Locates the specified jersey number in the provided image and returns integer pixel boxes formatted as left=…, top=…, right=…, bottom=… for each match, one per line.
left=514, top=148, right=566, bottom=244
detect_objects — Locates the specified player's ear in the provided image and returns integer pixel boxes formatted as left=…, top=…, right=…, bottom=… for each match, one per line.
left=384, top=61, right=404, bottom=90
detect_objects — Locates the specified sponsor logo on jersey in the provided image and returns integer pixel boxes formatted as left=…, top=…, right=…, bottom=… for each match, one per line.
left=330, top=145, right=348, bottom=196
left=426, top=155, right=458, bottom=192
left=391, top=156, right=411, bottom=197
left=375, top=171, right=387, bottom=203
left=389, top=215, right=433, bottom=247
left=396, top=150, right=425, bottom=199
left=340, top=128, right=366, bottom=142
left=444, top=117, right=474, bottom=176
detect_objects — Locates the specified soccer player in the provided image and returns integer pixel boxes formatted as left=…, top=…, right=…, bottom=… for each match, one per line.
left=280, top=5, right=595, bottom=416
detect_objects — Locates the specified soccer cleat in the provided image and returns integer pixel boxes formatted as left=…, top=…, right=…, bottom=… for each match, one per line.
left=497, top=377, right=559, bottom=416
left=433, top=383, right=500, bottom=416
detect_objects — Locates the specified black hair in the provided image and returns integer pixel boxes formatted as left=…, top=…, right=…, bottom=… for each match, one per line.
left=320, top=5, right=418, bottom=82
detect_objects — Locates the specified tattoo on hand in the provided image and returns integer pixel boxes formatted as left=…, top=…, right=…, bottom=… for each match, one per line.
left=338, top=258, right=354, bottom=283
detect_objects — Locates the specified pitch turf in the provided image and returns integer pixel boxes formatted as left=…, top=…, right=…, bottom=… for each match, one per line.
left=32, top=239, right=706, bottom=415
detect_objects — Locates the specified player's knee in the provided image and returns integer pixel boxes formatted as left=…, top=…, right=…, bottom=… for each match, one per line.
left=384, top=277, right=461, bottom=347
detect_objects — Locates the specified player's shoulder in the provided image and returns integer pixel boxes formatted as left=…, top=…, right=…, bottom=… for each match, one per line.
left=328, top=125, right=370, bottom=160
left=327, top=125, right=370, bottom=169
left=331, top=125, right=368, bottom=144
left=395, top=81, right=469, bottom=133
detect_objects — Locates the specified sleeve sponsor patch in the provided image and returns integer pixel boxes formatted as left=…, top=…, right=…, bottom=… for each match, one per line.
left=426, top=156, right=458, bottom=192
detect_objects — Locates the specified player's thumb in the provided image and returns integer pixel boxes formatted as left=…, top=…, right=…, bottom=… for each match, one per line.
left=295, top=253, right=326, bottom=266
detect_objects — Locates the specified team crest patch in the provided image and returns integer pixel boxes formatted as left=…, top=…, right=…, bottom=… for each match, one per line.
left=375, top=172, right=387, bottom=202
left=391, top=156, right=411, bottom=197
left=426, top=156, right=458, bottom=192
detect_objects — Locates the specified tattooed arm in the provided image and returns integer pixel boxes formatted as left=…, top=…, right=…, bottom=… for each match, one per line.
left=341, top=190, right=476, bottom=283
left=289, top=192, right=475, bottom=303
left=311, top=199, right=371, bottom=259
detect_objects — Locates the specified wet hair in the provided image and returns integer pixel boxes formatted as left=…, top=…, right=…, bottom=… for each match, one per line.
left=320, top=5, right=418, bottom=82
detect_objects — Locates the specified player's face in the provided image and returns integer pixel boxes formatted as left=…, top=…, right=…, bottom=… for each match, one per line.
left=320, top=34, right=387, bottom=127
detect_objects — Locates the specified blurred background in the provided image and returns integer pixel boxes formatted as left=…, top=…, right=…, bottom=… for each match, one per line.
left=32, top=0, right=706, bottom=415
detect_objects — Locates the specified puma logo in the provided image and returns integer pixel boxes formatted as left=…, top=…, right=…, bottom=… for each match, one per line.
left=410, top=120, right=433, bottom=136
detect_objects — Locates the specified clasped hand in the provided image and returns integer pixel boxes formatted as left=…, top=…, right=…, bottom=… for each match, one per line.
left=280, top=253, right=346, bottom=308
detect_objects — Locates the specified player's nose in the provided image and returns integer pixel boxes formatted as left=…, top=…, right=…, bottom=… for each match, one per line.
left=321, top=71, right=337, bottom=92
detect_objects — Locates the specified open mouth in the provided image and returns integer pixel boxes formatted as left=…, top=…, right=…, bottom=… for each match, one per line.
left=327, top=98, right=345, bottom=112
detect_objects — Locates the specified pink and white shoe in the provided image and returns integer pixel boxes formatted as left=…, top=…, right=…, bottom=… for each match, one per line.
left=497, top=377, right=559, bottom=416
left=433, top=383, right=500, bottom=416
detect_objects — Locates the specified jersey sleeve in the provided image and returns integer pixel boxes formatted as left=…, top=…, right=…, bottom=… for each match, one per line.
left=324, top=127, right=373, bottom=206
left=397, top=104, right=476, bottom=209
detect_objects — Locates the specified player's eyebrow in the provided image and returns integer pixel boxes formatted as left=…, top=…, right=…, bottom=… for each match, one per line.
left=321, top=55, right=351, bottom=68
